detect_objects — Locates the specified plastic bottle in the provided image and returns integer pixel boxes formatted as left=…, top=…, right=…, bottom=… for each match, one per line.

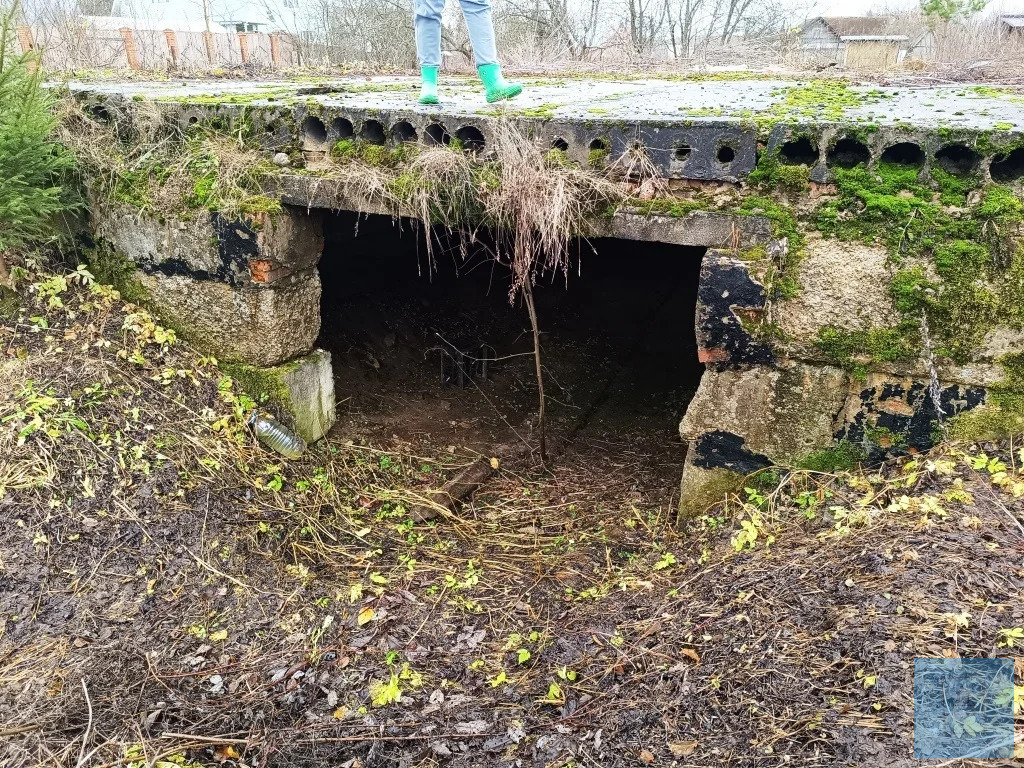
left=249, top=411, right=307, bottom=459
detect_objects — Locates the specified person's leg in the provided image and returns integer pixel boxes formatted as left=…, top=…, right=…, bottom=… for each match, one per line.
left=457, top=0, right=522, bottom=102
left=414, top=0, right=444, bottom=104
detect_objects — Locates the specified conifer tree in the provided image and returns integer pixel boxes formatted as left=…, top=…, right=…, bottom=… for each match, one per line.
left=0, top=1, right=72, bottom=284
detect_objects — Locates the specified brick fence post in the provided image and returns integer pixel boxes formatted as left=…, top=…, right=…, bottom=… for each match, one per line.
left=269, top=33, right=280, bottom=67
left=15, top=26, right=37, bottom=72
left=238, top=32, right=249, bottom=63
left=119, top=27, right=141, bottom=70
left=203, top=30, right=215, bottom=65
left=164, top=29, right=178, bottom=67
left=16, top=25, right=34, bottom=53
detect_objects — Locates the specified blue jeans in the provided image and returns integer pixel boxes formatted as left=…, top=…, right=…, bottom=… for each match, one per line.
left=414, top=0, right=498, bottom=68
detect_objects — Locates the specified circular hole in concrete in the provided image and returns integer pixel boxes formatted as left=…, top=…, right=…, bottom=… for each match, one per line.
left=301, top=116, right=328, bottom=148
left=827, top=137, right=870, bottom=168
left=551, top=137, right=569, bottom=152
left=779, top=136, right=818, bottom=166
left=424, top=123, right=451, bottom=146
left=934, top=144, right=980, bottom=176
left=391, top=120, right=417, bottom=143
left=880, top=141, right=925, bottom=166
left=674, top=143, right=692, bottom=161
left=717, top=145, right=736, bottom=164
left=589, top=138, right=607, bottom=152
left=455, top=126, right=486, bottom=153
left=990, top=147, right=1024, bottom=182
left=332, top=117, right=354, bottom=139
left=187, top=115, right=199, bottom=126
left=360, top=119, right=386, bottom=145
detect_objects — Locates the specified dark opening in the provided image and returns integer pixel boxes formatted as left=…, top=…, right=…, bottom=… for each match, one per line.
left=880, top=142, right=925, bottom=166
left=317, top=211, right=705, bottom=497
left=301, top=116, right=328, bottom=148
left=779, top=137, right=818, bottom=166
left=674, top=143, right=692, bottom=161
left=589, top=138, right=607, bottom=152
left=934, top=144, right=980, bottom=176
left=332, top=117, right=354, bottom=139
left=391, top=121, right=417, bottom=143
left=827, top=137, right=870, bottom=168
left=455, top=126, right=486, bottom=153
left=551, top=137, right=569, bottom=152
left=717, top=145, right=736, bottom=164
left=360, top=119, right=386, bottom=145
left=424, top=123, right=451, bottom=146
left=990, top=147, right=1024, bottom=182
left=88, top=104, right=112, bottom=123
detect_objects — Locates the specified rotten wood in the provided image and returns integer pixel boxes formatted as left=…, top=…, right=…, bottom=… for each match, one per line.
left=409, top=456, right=495, bottom=521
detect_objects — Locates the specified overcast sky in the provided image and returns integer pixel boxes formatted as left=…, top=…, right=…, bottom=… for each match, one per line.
left=804, top=0, right=1024, bottom=14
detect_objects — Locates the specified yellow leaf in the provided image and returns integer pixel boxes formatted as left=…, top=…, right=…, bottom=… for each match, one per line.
left=962, top=715, right=985, bottom=736
left=333, top=706, right=348, bottom=720
left=349, top=584, right=363, bottom=603
left=490, top=457, right=499, bottom=469
left=209, top=629, right=228, bottom=642
left=357, top=606, right=375, bottom=626
left=669, top=741, right=697, bottom=756
left=214, top=745, right=240, bottom=760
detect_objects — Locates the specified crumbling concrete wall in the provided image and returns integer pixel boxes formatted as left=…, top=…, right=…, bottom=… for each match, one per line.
left=87, top=200, right=336, bottom=441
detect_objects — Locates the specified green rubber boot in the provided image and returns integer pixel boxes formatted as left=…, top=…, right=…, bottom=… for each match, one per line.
left=418, top=66, right=439, bottom=105
left=478, top=63, right=522, bottom=103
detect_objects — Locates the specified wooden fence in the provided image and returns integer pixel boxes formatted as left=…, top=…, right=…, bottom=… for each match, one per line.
left=16, top=24, right=298, bottom=71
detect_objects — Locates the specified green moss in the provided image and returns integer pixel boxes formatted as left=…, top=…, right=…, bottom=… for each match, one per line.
left=796, top=440, right=865, bottom=472
left=220, top=359, right=298, bottom=409
left=993, top=122, right=1014, bottom=130
left=738, top=196, right=804, bottom=299
left=747, top=149, right=811, bottom=192
left=814, top=325, right=915, bottom=379
left=84, top=242, right=148, bottom=304
left=588, top=147, right=609, bottom=169
left=948, top=354, right=1024, bottom=439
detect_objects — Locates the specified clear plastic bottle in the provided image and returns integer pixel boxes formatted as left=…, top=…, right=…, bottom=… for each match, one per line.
left=249, top=411, right=307, bottom=459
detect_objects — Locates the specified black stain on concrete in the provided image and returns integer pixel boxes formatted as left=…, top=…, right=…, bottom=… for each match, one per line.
left=696, top=253, right=774, bottom=366
left=135, top=213, right=257, bottom=286
left=838, top=381, right=986, bottom=459
left=691, top=430, right=773, bottom=475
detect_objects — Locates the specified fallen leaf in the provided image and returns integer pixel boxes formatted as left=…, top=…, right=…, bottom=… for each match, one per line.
left=357, top=606, right=375, bottom=626
left=490, top=457, right=499, bottom=469
left=680, top=648, right=700, bottom=664
left=639, top=749, right=655, bottom=763
left=669, top=741, right=697, bottom=757
left=214, top=745, right=240, bottom=761
left=209, top=629, right=228, bottom=642
left=333, top=706, right=348, bottom=720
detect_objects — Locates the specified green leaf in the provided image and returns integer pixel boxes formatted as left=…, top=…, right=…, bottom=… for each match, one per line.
left=517, top=648, right=531, bottom=665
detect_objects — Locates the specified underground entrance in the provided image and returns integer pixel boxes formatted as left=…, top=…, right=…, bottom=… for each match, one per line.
left=317, top=210, right=706, bottom=500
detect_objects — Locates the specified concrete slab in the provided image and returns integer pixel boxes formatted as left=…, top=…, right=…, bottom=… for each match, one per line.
left=69, top=75, right=1024, bottom=132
